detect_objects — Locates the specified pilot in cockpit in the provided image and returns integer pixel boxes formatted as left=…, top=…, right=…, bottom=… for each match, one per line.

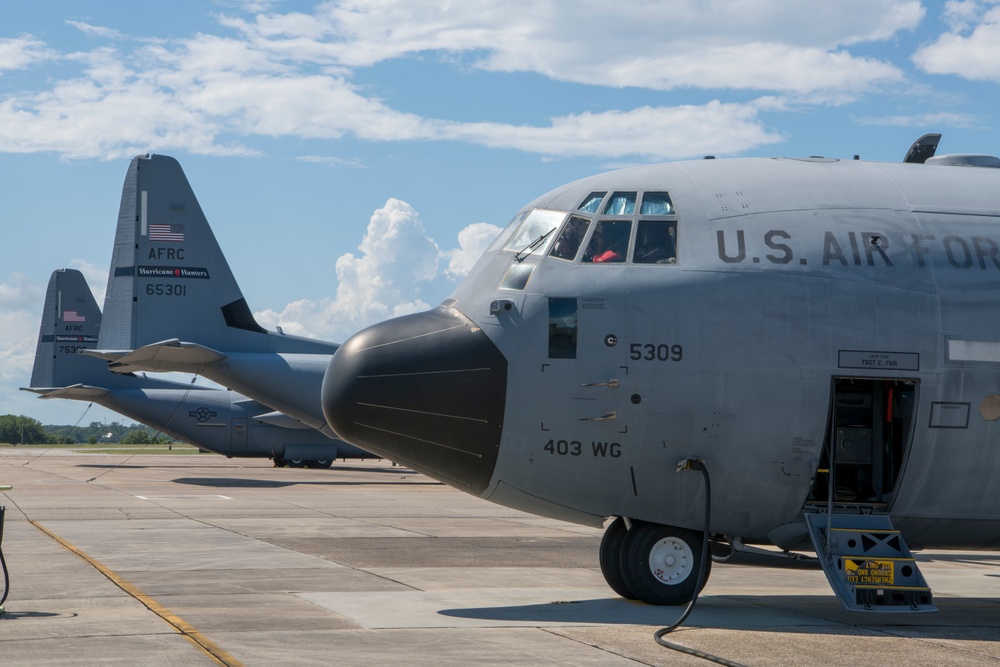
left=586, top=229, right=625, bottom=263
left=551, top=223, right=580, bottom=260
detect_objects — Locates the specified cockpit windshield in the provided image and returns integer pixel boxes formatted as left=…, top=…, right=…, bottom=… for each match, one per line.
left=486, top=210, right=530, bottom=254
left=503, top=209, right=566, bottom=257
left=497, top=189, right=678, bottom=273
left=548, top=189, right=679, bottom=265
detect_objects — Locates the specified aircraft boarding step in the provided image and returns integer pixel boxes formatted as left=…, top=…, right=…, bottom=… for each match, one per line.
left=804, top=512, right=936, bottom=612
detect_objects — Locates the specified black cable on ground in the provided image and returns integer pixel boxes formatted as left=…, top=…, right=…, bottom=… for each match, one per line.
left=653, top=460, right=745, bottom=667
left=0, top=506, right=9, bottom=609
left=22, top=402, right=93, bottom=467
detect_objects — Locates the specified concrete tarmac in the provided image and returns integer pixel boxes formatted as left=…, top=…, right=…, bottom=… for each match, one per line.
left=0, top=450, right=998, bottom=666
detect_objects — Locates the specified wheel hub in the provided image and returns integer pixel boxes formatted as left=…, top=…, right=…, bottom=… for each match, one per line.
left=648, top=536, right=693, bottom=585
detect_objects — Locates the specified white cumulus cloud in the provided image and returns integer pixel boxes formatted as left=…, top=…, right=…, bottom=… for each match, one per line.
left=445, top=222, right=503, bottom=279
left=0, top=273, right=45, bottom=394
left=913, top=2, right=1000, bottom=81
left=255, top=198, right=442, bottom=341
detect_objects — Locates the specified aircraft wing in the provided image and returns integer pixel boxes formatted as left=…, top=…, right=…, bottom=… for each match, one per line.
left=85, top=339, right=227, bottom=374
left=21, top=384, right=111, bottom=399
left=252, top=411, right=316, bottom=430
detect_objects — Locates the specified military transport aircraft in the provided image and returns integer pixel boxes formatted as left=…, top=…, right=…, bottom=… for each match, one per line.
left=323, top=136, right=1000, bottom=612
left=85, top=154, right=357, bottom=465
left=27, top=269, right=368, bottom=466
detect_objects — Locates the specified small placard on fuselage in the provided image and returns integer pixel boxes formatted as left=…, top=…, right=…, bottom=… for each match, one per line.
left=838, top=350, right=919, bottom=371
left=929, top=402, right=970, bottom=429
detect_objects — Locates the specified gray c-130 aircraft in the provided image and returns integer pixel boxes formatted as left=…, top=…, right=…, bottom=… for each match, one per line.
left=85, top=153, right=370, bottom=466
left=24, top=269, right=363, bottom=466
left=323, top=135, right=1000, bottom=612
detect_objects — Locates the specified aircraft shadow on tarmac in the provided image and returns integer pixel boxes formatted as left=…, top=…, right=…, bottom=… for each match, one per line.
left=170, top=476, right=441, bottom=489
left=74, top=463, right=414, bottom=475
left=437, top=596, right=1000, bottom=633
left=715, top=551, right=821, bottom=570
left=0, top=611, right=76, bottom=621
left=915, top=553, right=1000, bottom=565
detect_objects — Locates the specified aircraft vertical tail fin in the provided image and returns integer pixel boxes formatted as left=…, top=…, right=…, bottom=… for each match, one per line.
left=100, top=154, right=334, bottom=354
left=102, top=154, right=264, bottom=352
left=29, top=269, right=103, bottom=388
left=27, top=268, right=190, bottom=393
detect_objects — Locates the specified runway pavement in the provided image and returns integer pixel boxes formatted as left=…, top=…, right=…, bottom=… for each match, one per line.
left=0, top=449, right=998, bottom=666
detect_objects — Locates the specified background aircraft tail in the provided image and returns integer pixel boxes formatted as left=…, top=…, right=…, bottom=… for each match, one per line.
left=100, top=154, right=336, bottom=354
left=27, top=269, right=186, bottom=392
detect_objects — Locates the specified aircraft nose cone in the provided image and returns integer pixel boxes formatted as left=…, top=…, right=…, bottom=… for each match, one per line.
left=322, top=306, right=507, bottom=494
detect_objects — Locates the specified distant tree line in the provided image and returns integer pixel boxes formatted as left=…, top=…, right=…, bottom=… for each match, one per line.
left=0, top=416, right=175, bottom=445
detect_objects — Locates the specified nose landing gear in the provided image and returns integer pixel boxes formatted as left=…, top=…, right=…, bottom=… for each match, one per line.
left=598, top=516, right=636, bottom=600
left=600, top=518, right=710, bottom=605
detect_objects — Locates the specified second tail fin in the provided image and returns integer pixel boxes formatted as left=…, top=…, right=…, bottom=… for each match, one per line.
left=27, top=269, right=187, bottom=392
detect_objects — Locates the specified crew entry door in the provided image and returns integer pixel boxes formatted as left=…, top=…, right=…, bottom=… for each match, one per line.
left=808, top=378, right=918, bottom=506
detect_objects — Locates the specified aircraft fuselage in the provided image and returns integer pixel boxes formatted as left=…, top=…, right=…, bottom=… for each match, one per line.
left=326, top=156, right=1000, bottom=551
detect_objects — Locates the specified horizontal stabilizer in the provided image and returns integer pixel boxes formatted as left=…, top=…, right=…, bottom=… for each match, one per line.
left=84, top=349, right=130, bottom=362
left=21, top=384, right=111, bottom=399
left=253, top=411, right=315, bottom=430
left=87, top=339, right=227, bottom=374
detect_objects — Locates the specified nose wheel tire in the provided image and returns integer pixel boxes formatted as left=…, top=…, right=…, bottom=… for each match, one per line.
left=620, top=523, right=710, bottom=606
left=599, top=517, right=637, bottom=600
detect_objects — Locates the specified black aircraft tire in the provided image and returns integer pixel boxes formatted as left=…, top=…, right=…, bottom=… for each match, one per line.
left=289, top=459, right=305, bottom=468
left=308, top=460, right=332, bottom=469
left=599, top=517, right=637, bottom=600
left=273, top=456, right=285, bottom=468
left=620, top=523, right=710, bottom=606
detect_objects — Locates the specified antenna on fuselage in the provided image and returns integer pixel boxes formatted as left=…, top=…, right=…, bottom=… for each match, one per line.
left=903, top=133, right=941, bottom=164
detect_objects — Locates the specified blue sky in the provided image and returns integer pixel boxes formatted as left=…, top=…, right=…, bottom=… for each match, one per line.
left=3, top=0, right=1000, bottom=425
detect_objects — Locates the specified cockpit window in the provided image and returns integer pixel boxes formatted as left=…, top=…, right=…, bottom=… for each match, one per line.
left=634, top=220, right=676, bottom=264
left=603, top=192, right=636, bottom=215
left=502, top=209, right=566, bottom=257
left=583, top=220, right=631, bottom=263
left=578, top=192, right=605, bottom=213
left=549, top=216, right=591, bottom=261
left=548, top=298, right=577, bottom=359
left=640, top=191, right=674, bottom=215
left=500, top=263, right=534, bottom=290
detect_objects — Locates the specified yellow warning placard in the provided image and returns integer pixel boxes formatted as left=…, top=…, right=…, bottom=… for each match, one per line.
left=844, top=559, right=895, bottom=585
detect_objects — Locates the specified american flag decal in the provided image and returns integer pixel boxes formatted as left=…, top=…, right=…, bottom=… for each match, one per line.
left=64, top=310, right=86, bottom=322
left=149, top=223, right=185, bottom=242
